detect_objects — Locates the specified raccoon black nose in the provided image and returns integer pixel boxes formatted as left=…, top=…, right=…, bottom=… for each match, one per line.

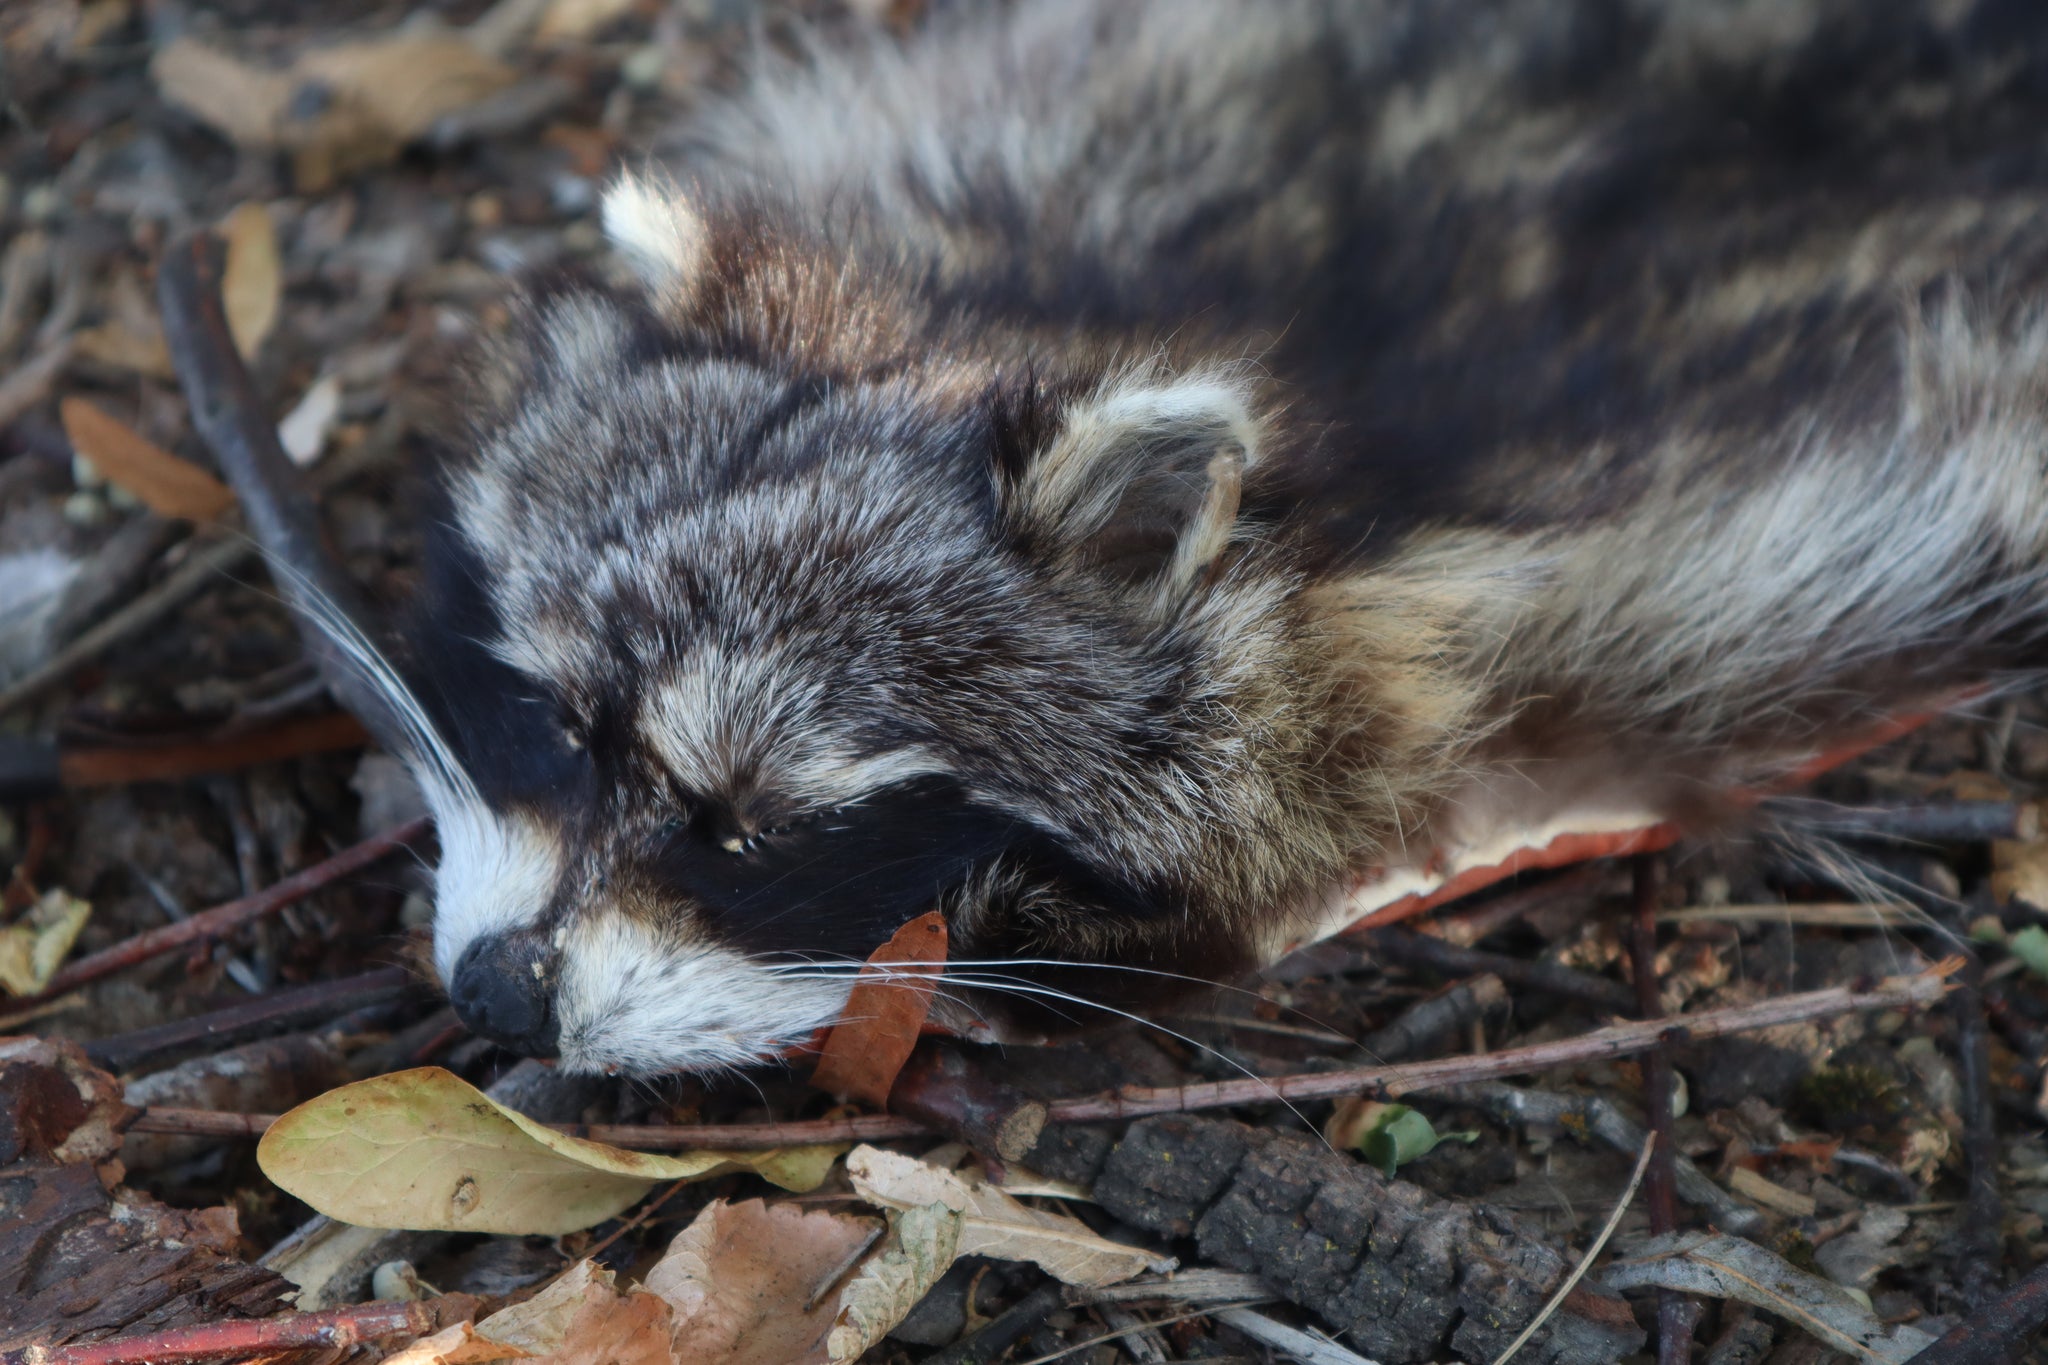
left=449, top=935, right=559, bottom=1057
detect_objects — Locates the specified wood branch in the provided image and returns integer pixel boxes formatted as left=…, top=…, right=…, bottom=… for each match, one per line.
left=1357, top=971, right=1507, bottom=1062
left=888, top=1041, right=1048, bottom=1163
left=1046, top=962, right=1958, bottom=1122
left=158, top=232, right=415, bottom=760
left=11, top=818, right=429, bottom=1006
left=0, top=1300, right=445, bottom=1365
left=1629, top=857, right=1698, bottom=1365
left=1761, top=796, right=2037, bottom=844
left=128, top=964, right=1958, bottom=1150
left=84, top=966, right=415, bottom=1073
left=56, top=712, right=371, bottom=787
left=1908, top=1257, right=2048, bottom=1365
left=0, top=534, right=255, bottom=718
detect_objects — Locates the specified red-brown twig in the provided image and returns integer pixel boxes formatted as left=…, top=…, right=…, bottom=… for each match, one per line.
left=0, top=1300, right=442, bottom=1365
left=14, top=818, right=429, bottom=1005
left=126, top=964, right=1957, bottom=1150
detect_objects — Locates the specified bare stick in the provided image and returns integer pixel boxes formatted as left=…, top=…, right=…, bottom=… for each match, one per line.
left=0, top=534, right=255, bottom=717
left=85, top=965, right=415, bottom=1072
left=130, top=964, right=1956, bottom=1149
left=1365, top=927, right=1636, bottom=1011
left=1762, top=797, right=2037, bottom=844
left=157, top=231, right=414, bottom=757
left=0, top=1300, right=443, bottom=1365
left=14, top=818, right=429, bottom=1005
left=1629, top=857, right=1697, bottom=1365
left=1047, top=963, right=1956, bottom=1122
left=1909, top=1258, right=2048, bottom=1365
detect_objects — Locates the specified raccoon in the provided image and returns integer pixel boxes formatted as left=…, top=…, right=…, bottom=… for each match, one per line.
left=355, top=0, right=2048, bottom=1075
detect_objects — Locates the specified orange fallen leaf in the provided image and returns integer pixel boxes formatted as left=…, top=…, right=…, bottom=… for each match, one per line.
left=809, top=911, right=946, bottom=1106
left=59, top=397, right=234, bottom=521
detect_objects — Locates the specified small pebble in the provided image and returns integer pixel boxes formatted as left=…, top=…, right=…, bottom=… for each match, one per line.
left=621, top=44, right=668, bottom=90
left=61, top=490, right=108, bottom=527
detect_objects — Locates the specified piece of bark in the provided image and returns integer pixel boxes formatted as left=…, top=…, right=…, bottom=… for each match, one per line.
left=1029, top=1113, right=1645, bottom=1365
left=0, top=1039, right=293, bottom=1350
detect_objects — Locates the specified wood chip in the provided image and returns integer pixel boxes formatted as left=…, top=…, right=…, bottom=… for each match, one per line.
left=1726, top=1165, right=1818, bottom=1218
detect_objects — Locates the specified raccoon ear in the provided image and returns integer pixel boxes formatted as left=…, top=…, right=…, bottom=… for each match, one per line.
left=600, top=173, right=708, bottom=308
left=1023, top=375, right=1257, bottom=600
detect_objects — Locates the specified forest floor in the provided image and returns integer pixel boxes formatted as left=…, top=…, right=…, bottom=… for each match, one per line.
left=0, top=3, right=2045, bottom=1363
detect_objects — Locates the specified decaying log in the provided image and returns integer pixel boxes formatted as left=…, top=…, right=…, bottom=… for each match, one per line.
left=1026, top=1113, right=1647, bottom=1365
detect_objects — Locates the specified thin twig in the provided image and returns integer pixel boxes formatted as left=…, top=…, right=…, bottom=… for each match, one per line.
left=13, top=818, right=429, bottom=1005
left=84, top=966, right=415, bottom=1072
left=1365, top=927, right=1636, bottom=1011
left=1659, top=903, right=1916, bottom=928
left=0, top=1300, right=443, bottom=1365
left=1492, top=1131, right=1656, bottom=1365
left=128, top=964, right=1958, bottom=1149
left=1629, top=857, right=1697, bottom=1365
left=1907, top=1257, right=2048, bottom=1365
left=1761, top=797, right=2037, bottom=844
left=0, top=534, right=255, bottom=717
left=922, top=1280, right=1067, bottom=1365
left=1951, top=959, right=2004, bottom=1307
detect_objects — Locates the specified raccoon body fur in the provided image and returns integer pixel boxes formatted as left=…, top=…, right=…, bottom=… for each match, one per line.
left=395, top=0, right=2048, bottom=1075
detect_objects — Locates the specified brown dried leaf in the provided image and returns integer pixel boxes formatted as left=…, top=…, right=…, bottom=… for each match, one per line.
left=152, top=33, right=516, bottom=183
left=74, top=323, right=172, bottom=378
left=59, top=398, right=233, bottom=521
left=644, top=1199, right=882, bottom=1365
left=221, top=203, right=281, bottom=360
left=810, top=910, right=946, bottom=1106
left=297, top=37, right=517, bottom=144
left=847, top=1145, right=1166, bottom=1287
left=476, top=1261, right=673, bottom=1365
left=0, top=1035, right=134, bottom=1163
left=150, top=40, right=295, bottom=148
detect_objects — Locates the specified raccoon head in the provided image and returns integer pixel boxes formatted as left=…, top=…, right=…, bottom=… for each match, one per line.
left=391, top=180, right=1332, bottom=1077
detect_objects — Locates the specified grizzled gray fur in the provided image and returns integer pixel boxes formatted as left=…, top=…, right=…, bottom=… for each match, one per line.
left=355, top=0, right=2048, bottom=1074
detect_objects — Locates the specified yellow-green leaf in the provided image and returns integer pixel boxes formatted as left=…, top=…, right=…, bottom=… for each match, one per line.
left=0, top=889, right=90, bottom=996
left=827, top=1203, right=962, bottom=1363
left=257, top=1066, right=844, bottom=1235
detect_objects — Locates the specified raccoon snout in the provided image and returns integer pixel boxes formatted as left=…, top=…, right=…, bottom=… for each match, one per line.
left=448, top=933, right=560, bottom=1057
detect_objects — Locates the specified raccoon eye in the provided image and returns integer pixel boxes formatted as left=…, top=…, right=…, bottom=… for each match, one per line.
left=721, top=805, right=842, bottom=856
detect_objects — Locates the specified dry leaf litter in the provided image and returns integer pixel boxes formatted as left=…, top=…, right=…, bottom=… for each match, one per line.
left=0, top=2, right=2045, bottom=1363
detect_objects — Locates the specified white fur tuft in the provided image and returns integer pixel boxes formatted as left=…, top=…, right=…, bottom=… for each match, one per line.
left=601, top=172, right=707, bottom=301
